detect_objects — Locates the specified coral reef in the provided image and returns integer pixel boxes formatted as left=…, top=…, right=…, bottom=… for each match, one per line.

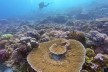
left=0, top=13, right=108, bottom=72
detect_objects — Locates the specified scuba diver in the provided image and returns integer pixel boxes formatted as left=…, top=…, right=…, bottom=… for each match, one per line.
left=38, top=2, right=51, bottom=9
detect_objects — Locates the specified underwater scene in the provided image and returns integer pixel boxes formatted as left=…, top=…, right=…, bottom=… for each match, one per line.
left=0, top=0, right=108, bottom=72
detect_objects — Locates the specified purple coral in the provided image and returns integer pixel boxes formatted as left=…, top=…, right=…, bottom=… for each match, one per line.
left=94, top=53, right=104, bottom=61
left=0, top=49, right=10, bottom=62
left=95, top=45, right=108, bottom=54
left=87, top=31, right=107, bottom=42
left=86, top=31, right=107, bottom=47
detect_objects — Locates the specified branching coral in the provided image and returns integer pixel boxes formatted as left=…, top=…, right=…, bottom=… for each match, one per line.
left=86, top=31, right=107, bottom=47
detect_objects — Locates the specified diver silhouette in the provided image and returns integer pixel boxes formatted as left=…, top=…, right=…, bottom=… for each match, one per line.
left=38, top=2, right=50, bottom=9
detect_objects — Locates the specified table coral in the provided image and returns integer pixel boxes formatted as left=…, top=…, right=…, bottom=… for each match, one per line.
left=27, top=38, right=86, bottom=72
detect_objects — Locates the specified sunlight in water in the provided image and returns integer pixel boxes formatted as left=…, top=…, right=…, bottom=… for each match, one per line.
left=0, top=0, right=95, bottom=18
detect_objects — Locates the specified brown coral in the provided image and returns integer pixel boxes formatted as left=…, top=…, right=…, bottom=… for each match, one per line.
left=27, top=38, right=86, bottom=72
left=66, top=31, right=86, bottom=44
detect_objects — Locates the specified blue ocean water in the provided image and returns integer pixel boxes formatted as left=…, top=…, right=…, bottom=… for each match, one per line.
left=0, top=0, right=94, bottom=19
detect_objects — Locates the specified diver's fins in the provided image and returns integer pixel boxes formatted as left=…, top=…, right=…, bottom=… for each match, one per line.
left=44, top=2, right=53, bottom=7
left=44, top=3, right=50, bottom=7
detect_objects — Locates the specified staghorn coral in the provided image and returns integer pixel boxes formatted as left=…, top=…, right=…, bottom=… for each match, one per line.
left=27, top=38, right=86, bottom=72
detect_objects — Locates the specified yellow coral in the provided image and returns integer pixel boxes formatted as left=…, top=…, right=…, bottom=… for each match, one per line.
left=86, top=48, right=95, bottom=58
left=85, top=56, right=93, bottom=63
left=1, top=34, right=13, bottom=40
